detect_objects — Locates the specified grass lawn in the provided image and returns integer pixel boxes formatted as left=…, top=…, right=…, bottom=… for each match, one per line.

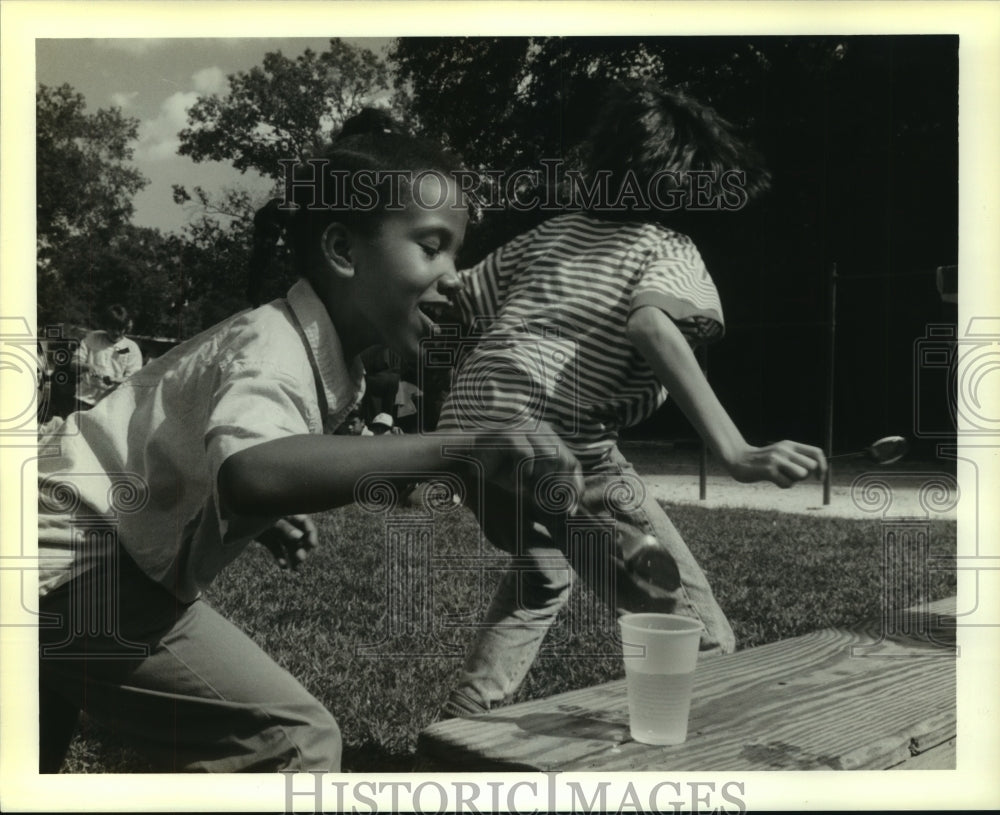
left=60, top=501, right=957, bottom=773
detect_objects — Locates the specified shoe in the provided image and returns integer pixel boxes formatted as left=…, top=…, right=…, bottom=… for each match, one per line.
left=436, top=689, right=490, bottom=721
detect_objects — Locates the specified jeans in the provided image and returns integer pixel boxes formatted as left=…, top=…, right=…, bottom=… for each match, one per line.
left=38, top=545, right=341, bottom=772
left=446, top=445, right=735, bottom=714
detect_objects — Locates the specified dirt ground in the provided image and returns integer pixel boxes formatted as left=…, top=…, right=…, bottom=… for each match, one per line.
left=618, top=441, right=959, bottom=521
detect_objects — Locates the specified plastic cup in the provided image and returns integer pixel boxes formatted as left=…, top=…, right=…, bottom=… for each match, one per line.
left=619, top=613, right=704, bottom=745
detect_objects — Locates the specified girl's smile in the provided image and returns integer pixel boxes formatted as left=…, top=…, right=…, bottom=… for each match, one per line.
left=343, top=173, right=468, bottom=360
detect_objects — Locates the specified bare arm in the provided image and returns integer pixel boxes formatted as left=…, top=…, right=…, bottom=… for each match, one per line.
left=218, top=428, right=582, bottom=518
left=626, top=305, right=826, bottom=487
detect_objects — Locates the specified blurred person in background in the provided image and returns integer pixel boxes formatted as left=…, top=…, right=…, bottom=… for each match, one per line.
left=73, top=304, right=142, bottom=411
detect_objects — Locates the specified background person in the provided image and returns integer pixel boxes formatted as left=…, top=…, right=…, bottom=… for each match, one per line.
left=334, top=408, right=368, bottom=436
left=365, top=412, right=402, bottom=436
left=393, top=366, right=423, bottom=434
left=72, top=304, right=142, bottom=411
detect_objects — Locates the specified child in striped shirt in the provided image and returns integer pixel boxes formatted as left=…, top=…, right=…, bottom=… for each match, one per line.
left=439, top=81, right=827, bottom=716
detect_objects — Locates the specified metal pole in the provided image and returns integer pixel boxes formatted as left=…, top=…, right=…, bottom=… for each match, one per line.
left=823, top=262, right=837, bottom=505
left=698, top=344, right=708, bottom=500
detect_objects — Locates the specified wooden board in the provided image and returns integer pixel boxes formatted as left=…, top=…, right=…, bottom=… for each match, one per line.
left=418, top=598, right=956, bottom=771
left=888, top=738, right=956, bottom=770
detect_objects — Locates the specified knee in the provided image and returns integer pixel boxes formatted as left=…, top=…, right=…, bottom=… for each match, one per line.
left=292, top=707, right=342, bottom=772
left=185, top=705, right=342, bottom=773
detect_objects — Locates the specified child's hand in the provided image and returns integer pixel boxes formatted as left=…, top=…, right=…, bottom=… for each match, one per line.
left=256, top=514, right=318, bottom=570
left=471, top=425, right=585, bottom=516
left=726, top=441, right=827, bottom=488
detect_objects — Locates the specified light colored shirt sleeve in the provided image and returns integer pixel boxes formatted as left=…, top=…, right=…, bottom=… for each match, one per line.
left=204, top=357, right=318, bottom=481
left=631, top=232, right=725, bottom=346
left=201, top=356, right=319, bottom=548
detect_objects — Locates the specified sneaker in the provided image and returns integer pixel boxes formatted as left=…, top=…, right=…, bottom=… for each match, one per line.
left=436, top=689, right=490, bottom=721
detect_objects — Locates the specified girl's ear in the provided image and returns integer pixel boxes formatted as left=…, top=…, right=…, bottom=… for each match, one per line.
left=320, top=223, right=355, bottom=279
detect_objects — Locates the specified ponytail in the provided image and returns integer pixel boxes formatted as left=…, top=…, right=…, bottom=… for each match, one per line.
left=247, top=198, right=298, bottom=308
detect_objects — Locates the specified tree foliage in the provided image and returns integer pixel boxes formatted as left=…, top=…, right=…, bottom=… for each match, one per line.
left=391, top=37, right=849, bottom=184
left=38, top=222, right=185, bottom=337
left=36, top=83, right=153, bottom=330
left=171, top=184, right=296, bottom=337
left=36, top=84, right=148, bottom=247
left=178, top=39, right=391, bottom=178
left=168, top=39, right=393, bottom=337
left=391, top=36, right=958, bottom=449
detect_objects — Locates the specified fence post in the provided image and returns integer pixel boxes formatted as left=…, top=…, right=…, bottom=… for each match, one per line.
left=823, top=262, right=838, bottom=505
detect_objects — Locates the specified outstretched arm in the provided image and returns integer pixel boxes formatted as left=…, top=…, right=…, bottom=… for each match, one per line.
left=218, top=427, right=583, bottom=518
left=626, top=305, right=826, bottom=487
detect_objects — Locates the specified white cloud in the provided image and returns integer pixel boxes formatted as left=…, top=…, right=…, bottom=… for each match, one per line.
left=110, top=91, right=139, bottom=109
left=192, top=66, right=226, bottom=95
left=136, top=90, right=198, bottom=161
left=134, top=65, right=230, bottom=161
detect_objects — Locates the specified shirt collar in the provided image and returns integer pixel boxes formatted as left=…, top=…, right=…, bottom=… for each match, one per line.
left=286, top=278, right=366, bottom=431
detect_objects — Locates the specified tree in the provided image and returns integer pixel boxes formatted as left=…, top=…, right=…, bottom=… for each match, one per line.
left=171, top=39, right=392, bottom=330
left=171, top=184, right=298, bottom=338
left=391, top=35, right=958, bottom=450
left=36, top=84, right=148, bottom=246
left=36, top=83, right=149, bottom=329
left=178, top=39, right=391, bottom=179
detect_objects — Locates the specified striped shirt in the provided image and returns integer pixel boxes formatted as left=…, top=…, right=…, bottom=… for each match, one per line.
left=438, top=212, right=724, bottom=467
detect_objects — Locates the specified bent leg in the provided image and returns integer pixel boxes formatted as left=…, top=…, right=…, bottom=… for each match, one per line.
left=39, top=552, right=340, bottom=772
left=445, top=486, right=572, bottom=714
left=446, top=544, right=573, bottom=714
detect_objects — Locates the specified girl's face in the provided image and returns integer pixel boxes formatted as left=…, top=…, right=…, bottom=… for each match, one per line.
left=345, top=173, right=468, bottom=360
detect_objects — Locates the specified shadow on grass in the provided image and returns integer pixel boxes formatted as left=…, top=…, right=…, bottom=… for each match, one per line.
left=63, top=718, right=420, bottom=773
left=342, top=742, right=417, bottom=772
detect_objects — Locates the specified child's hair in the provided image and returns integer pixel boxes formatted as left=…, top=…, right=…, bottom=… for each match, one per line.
left=102, top=304, right=131, bottom=332
left=248, top=108, right=466, bottom=307
left=580, top=79, right=771, bottom=220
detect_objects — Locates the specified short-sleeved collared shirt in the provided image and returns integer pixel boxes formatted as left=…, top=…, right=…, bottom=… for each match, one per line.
left=38, top=279, right=365, bottom=602
left=439, top=212, right=724, bottom=467
left=73, top=330, right=143, bottom=405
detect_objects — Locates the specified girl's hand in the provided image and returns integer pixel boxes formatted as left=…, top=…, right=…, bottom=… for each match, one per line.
left=256, top=514, right=318, bottom=570
left=725, top=441, right=827, bottom=488
left=470, top=424, right=585, bottom=516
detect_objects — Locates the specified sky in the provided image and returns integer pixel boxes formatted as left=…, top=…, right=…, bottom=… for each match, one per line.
left=36, top=37, right=392, bottom=234
left=5, top=4, right=1000, bottom=812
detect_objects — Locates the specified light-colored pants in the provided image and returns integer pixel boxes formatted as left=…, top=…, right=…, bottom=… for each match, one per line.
left=446, top=445, right=735, bottom=714
left=39, top=547, right=341, bottom=772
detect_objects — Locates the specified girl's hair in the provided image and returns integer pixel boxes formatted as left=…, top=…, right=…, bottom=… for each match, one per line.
left=248, top=109, right=465, bottom=307
left=580, top=79, right=771, bottom=221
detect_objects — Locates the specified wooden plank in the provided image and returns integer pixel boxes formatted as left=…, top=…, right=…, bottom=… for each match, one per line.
left=418, top=597, right=956, bottom=771
left=887, top=738, right=956, bottom=771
